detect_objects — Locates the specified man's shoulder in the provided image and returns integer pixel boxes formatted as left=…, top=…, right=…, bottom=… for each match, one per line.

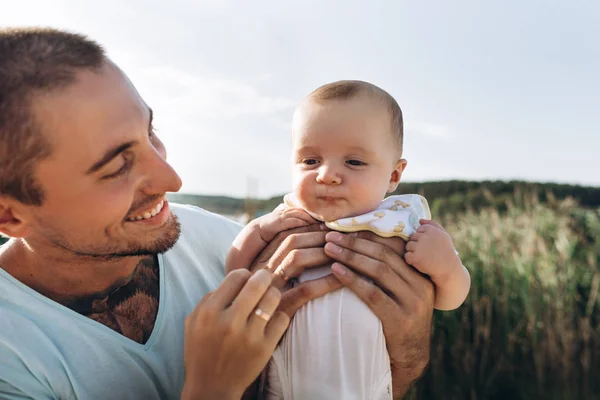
left=0, top=300, right=62, bottom=348
left=0, top=304, right=53, bottom=388
left=161, top=203, right=242, bottom=289
left=0, top=302, right=38, bottom=336
left=170, top=202, right=242, bottom=235
left=167, top=202, right=242, bottom=258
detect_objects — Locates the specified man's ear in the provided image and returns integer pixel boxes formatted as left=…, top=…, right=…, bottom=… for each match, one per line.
left=0, top=198, right=29, bottom=238
left=387, top=158, right=408, bottom=193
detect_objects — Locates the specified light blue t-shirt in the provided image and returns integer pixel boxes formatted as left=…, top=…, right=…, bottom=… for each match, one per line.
left=0, top=204, right=242, bottom=400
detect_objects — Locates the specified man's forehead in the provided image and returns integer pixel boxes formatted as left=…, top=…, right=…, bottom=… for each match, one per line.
left=32, top=62, right=148, bottom=150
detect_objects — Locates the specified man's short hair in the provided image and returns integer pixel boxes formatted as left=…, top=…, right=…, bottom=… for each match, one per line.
left=0, top=27, right=105, bottom=205
left=308, top=80, right=404, bottom=154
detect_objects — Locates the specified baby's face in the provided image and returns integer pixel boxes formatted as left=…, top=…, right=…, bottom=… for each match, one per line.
left=291, top=97, right=406, bottom=221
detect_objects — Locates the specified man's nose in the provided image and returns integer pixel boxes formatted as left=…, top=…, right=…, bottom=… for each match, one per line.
left=316, top=165, right=341, bottom=185
left=140, top=147, right=183, bottom=194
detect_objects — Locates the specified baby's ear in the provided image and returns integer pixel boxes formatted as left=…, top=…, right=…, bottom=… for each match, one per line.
left=387, top=159, right=407, bottom=193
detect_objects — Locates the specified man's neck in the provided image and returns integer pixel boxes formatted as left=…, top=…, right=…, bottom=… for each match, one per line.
left=0, top=239, right=161, bottom=344
left=0, top=238, right=140, bottom=298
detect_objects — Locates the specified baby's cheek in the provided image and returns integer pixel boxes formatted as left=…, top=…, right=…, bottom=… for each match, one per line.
left=294, top=180, right=314, bottom=209
left=351, top=190, right=385, bottom=216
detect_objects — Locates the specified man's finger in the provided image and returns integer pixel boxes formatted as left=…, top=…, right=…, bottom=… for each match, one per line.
left=268, top=232, right=328, bottom=271
left=325, top=232, right=427, bottom=293
left=353, top=230, right=406, bottom=254
left=252, top=225, right=327, bottom=273
left=207, top=269, right=252, bottom=308
left=324, top=241, right=412, bottom=299
left=277, top=247, right=331, bottom=276
left=278, top=274, right=343, bottom=317
left=247, top=287, right=281, bottom=331
left=230, top=269, right=274, bottom=318
left=329, top=262, right=397, bottom=314
left=269, top=245, right=330, bottom=289
left=325, top=232, right=405, bottom=271
left=265, top=311, right=291, bottom=343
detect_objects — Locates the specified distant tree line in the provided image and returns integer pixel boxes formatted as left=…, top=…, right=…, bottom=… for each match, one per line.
left=1, top=180, right=597, bottom=246
left=168, top=180, right=600, bottom=218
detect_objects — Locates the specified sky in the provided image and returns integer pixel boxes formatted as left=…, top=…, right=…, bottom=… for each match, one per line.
left=1, top=0, right=598, bottom=197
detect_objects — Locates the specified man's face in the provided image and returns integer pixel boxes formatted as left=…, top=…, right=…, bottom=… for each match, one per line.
left=21, top=61, right=183, bottom=258
left=291, top=97, right=405, bottom=221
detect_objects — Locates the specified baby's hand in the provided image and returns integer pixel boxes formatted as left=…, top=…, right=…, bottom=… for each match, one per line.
left=225, top=205, right=317, bottom=274
left=405, top=220, right=460, bottom=280
left=405, top=220, right=470, bottom=310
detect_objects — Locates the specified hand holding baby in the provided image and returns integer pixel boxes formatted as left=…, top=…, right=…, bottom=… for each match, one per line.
left=225, top=206, right=343, bottom=317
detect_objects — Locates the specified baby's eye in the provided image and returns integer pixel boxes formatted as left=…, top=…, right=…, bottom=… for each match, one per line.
left=303, top=159, right=319, bottom=165
left=346, top=159, right=366, bottom=166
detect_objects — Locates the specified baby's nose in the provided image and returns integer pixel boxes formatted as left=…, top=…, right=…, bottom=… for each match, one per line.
left=316, top=166, right=341, bottom=185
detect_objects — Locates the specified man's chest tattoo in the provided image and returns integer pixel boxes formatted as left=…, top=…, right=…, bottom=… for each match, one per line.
left=66, top=256, right=160, bottom=344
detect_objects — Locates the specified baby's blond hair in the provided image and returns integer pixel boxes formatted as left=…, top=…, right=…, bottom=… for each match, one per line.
left=306, top=80, right=403, bottom=154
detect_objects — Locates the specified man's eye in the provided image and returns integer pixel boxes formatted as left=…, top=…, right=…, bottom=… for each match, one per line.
left=102, top=155, right=133, bottom=180
left=303, top=159, right=319, bottom=165
left=346, top=159, right=366, bottom=166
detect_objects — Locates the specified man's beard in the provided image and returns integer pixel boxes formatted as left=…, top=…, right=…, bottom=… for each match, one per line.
left=49, top=214, right=182, bottom=261
left=106, top=215, right=182, bottom=258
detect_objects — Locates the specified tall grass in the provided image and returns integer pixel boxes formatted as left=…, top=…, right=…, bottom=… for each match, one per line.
left=411, top=194, right=600, bottom=399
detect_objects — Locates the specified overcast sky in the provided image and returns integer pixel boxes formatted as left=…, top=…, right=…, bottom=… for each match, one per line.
left=2, top=0, right=598, bottom=197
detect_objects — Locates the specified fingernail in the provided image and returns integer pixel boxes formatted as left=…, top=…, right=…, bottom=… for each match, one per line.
left=326, top=242, right=342, bottom=254
left=331, top=263, right=346, bottom=276
left=319, top=223, right=328, bottom=231
left=327, top=232, right=343, bottom=242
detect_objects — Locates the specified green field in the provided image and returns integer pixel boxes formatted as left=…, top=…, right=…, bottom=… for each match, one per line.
left=410, top=193, right=599, bottom=399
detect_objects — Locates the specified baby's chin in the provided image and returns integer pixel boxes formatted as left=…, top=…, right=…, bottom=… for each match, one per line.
left=293, top=194, right=370, bottom=222
left=303, top=205, right=356, bottom=222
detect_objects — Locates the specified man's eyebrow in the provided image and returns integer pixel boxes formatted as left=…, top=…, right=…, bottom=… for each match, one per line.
left=86, top=141, right=135, bottom=175
left=86, top=107, right=153, bottom=175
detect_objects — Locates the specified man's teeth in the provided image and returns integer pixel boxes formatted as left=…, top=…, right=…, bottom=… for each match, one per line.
left=128, top=200, right=164, bottom=221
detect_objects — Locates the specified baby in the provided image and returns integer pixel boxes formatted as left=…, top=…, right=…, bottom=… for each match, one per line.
left=227, top=80, right=470, bottom=399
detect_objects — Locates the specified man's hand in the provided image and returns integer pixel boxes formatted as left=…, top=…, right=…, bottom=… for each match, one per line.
left=226, top=205, right=316, bottom=275
left=249, top=223, right=343, bottom=317
left=323, top=231, right=434, bottom=398
left=227, top=205, right=343, bottom=318
left=181, top=269, right=290, bottom=400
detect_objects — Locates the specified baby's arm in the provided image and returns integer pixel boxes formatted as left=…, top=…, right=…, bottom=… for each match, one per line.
left=404, top=220, right=471, bottom=310
left=225, top=205, right=316, bottom=274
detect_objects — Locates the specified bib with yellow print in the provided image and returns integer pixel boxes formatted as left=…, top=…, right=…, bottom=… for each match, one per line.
left=284, top=193, right=431, bottom=240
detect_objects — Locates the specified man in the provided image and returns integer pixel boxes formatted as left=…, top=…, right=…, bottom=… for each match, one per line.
left=0, top=27, right=434, bottom=399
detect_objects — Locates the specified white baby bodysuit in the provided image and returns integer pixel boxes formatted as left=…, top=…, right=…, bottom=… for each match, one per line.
left=264, top=194, right=431, bottom=400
